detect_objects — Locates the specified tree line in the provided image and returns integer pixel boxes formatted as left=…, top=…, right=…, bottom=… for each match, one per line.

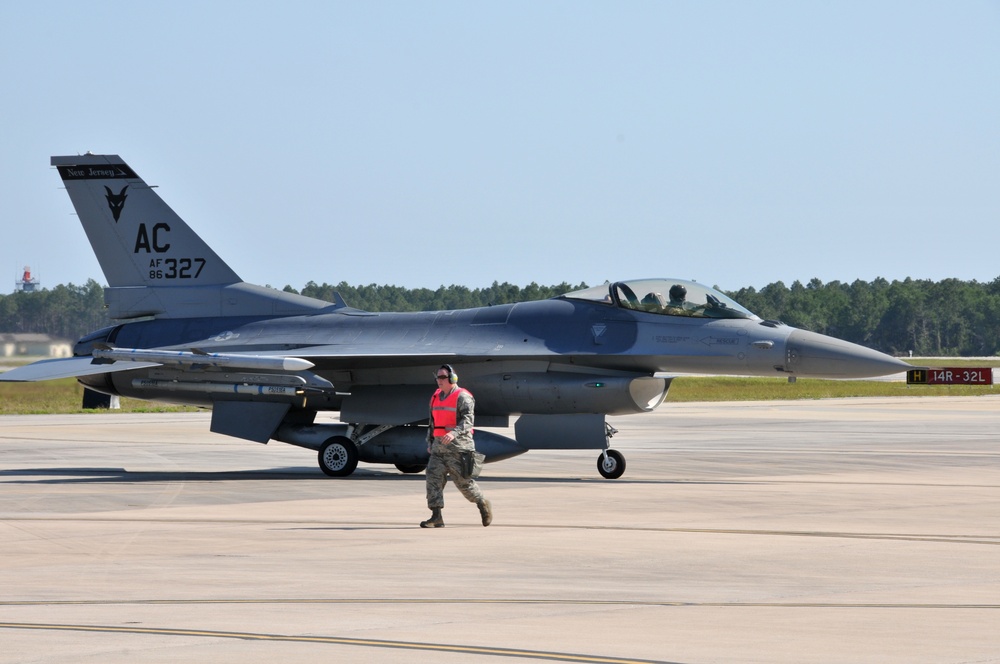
left=730, top=277, right=1000, bottom=357
left=0, top=281, right=108, bottom=342
left=2, top=277, right=999, bottom=357
left=290, top=280, right=588, bottom=312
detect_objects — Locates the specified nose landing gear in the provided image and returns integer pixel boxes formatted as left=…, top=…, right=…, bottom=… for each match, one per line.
left=597, top=449, right=625, bottom=479
left=596, top=422, right=625, bottom=479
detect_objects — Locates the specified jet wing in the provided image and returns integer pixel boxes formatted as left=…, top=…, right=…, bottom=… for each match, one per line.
left=0, top=357, right=160, bottom=382
left=2, top=348, right=327, bottom=383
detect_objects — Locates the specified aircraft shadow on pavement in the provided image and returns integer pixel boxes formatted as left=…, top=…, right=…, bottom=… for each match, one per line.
left=0, top=466, right=727, bottom=486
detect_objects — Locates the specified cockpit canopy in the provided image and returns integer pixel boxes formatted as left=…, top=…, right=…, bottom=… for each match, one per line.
left=561, top=279, right=758, bottom=320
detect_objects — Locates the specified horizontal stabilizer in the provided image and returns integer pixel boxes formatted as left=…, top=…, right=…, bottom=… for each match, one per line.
left=0, top=356, right=159, bottom=382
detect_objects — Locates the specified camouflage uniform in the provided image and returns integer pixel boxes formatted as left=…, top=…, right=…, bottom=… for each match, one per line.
left=425, top=388, right=484, bottom=509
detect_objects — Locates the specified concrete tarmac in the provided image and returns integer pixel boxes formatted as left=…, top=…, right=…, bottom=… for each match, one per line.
left=1, top=396, right=998, bottom=663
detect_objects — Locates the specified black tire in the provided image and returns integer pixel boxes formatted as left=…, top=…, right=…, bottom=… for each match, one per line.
left=318, top=436, right=359, bottom=477
left=597, top=449, right=626, bottom=479
left=394, top=463, right=427, bottom=474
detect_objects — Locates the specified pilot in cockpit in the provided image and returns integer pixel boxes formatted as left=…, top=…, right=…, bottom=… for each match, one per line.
left=665, top=284, right=696, bottom=315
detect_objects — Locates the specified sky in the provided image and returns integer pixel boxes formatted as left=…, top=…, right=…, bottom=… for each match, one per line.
left=2, top=1, right=999, bottom=295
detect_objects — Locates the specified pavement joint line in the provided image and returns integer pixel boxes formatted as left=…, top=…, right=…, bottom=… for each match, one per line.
left=1, top=599, right=999, bottom=609
left=0, top=621, right=677, bottom=664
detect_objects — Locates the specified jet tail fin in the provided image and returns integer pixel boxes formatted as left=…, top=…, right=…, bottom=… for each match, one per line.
left=51, top=154, right=331, bottom=319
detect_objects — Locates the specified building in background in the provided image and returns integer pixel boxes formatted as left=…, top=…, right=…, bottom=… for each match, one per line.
left=0, top=333, right=72, bottom=358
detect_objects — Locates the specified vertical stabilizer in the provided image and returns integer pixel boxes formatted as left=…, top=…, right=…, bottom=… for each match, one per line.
left=52, top=154, right=240, bottom=288
left=51, top=154, right=332, bottom=319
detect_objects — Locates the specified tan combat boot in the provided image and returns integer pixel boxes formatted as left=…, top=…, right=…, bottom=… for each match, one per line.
left=420, top=508, right=444, bottom=528
left=477, top=499, right=492, bottom=527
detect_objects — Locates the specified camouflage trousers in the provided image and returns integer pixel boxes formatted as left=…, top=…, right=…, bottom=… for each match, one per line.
left=425, top=441, right=484, bottom=510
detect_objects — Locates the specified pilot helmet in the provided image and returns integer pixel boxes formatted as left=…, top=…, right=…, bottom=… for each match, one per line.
left=669, top=284, right=687, bottom=300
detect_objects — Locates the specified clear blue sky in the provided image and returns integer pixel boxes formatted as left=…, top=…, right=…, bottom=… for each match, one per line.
left=2, top=1, right=998, bottom=295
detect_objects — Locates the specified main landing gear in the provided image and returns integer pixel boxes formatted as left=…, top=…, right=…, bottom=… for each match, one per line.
left=318, top=436, right=359, bottom=477
left=316, top=424, right=397, bottom=477
left=596, top=422, right=626, bottom=479
left=314, top=424, right=427, bottom=477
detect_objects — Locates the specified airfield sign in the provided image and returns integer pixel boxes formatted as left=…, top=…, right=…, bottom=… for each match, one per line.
left=906, top=367, right=993, bottom=385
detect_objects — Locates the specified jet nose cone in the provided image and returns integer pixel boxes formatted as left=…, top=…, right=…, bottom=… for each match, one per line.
left=785, top=329, right=910, bottom=379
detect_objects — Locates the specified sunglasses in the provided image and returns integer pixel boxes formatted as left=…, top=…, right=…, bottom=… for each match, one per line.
left=435, top=375, right=450, bottom=380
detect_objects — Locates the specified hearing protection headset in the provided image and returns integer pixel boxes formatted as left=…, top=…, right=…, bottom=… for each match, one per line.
left=441, top=364, right=458, bottom=384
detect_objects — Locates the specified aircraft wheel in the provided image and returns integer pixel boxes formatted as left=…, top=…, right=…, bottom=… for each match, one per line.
left=597, top=449, right=626, bottom=479
left=394, top=463, right=427, bottom=474
left=318, top=437, right=359, bottom=477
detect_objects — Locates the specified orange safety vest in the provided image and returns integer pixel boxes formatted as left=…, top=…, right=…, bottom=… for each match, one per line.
left=430, top=387, right=473, bottom=437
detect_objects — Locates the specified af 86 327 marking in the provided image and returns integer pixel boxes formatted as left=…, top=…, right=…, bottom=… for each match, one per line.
left=148, top=257, right=206, bottom=279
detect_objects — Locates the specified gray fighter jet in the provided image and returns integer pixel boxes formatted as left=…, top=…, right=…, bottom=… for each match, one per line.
left=0, top=154, right=910, bottom=478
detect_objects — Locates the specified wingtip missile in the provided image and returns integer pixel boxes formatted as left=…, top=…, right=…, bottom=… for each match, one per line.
left=92, top=348, right=315, bottom=373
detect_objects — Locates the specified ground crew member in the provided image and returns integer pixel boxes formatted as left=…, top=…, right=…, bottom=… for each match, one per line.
left=420, top=364, right=492, bottom=528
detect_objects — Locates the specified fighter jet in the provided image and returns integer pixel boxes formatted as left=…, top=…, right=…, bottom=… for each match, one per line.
left=0, top=154, right=910, bottom=478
